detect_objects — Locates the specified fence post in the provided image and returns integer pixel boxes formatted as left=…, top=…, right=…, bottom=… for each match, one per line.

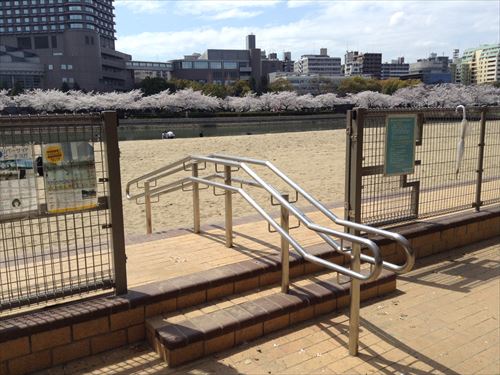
left=280, top=194, right=290, bottom=294
left=346, top=108, right=365, bottom=356
left=474, top=109, right=487, bottom=211
left=144, top=180, right=152, bottom=234
left=224, top=165, right=233, bottom=248
left=102, top=111, right=127, bottom=295
left=192, top=163, right=201, bottom=233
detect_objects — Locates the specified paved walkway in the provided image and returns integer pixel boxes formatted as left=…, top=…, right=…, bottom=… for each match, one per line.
left=126, top=207, right=345, bottom=287
left=39, top=236, right=500, bottom=375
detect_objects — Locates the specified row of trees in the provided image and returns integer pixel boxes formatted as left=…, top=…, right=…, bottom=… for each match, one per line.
left=1, top=83, right=499, bottom=113
left=138, top=76, right=421, bottom=98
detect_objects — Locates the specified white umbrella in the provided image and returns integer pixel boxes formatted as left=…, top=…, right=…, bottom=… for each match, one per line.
left=455, top=105, right=468, bottom=178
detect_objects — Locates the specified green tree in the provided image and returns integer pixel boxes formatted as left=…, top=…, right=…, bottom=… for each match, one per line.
left=380, top=78, right=420, bottom=95
left=338, top=76, right=382, bottom=95
left=227, top=80, right=251, bottom=97
left=268, top=78, right=294, bottom=93
left=202, top=83, right=227, bottom=98
left=140, top=77, right=169, bottom=96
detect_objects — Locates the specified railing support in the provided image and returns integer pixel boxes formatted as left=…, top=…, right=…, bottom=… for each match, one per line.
left=281, top=194, right=290, bottom=294
left=192, top=163, right=201, bottom=233
left=224, top=165, right=233, bottom=247
left=145, top=180, right=152, bottom=235
left=349, top=242, right=361, bottom=355
left=474, top=109, right=487, bottom=211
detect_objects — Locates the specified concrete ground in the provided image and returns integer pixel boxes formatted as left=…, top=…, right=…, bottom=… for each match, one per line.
left=37, top=236, right=500, bottom=375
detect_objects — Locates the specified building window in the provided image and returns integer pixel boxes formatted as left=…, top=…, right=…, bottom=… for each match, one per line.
left=209, top=61, right=222, bottom=69
left=48, top=64, right=53, bottom=70
left=223, top=61, right=237, bottom=69
left=34, top=35, right=49, bottom=48
left=181, top=61, right=193, bottom=69
left=194, top=61, right=209, bottom=69
left=17, top=36, right=32, bottom=49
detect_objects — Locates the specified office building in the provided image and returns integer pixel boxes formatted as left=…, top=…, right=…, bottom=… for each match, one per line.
left=381, top=57, right=409, bottom=79
left=268, top=71, right=345, bottom=95
left=126, top=61, right=172, bottom=84
left=168, top=35, right=284, bottom=91
left=404, top=53, right=451, bottom=84
left=294, top=49, right=342, bottom=75
left=0, top=0, right=133, bottom=91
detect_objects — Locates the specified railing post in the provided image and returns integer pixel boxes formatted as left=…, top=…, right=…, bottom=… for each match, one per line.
left=346, top=108, right=365, bottom=356
left=281, top=194, right=290, bottom=294
left=224, top=165, right=233, bottom=247
left=192, top=163, right=201, bottom=233
left=144, top=180, right=152, bottom=235
left=474, top=109, right=487, bottom=211
left=349, top=243, right=361, bottom=355
left=102, top=111, right=127, bottom=295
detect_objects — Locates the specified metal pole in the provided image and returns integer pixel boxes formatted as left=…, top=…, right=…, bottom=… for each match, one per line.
left=349, top=242, right=361, bottom=355
left=102, top=111, right=127, bottom=295
left=145, top=180, right=152, bottom=235
left=224, top=165, right=233, bottom=247
left=281, top=194, right=290, bottom=294
left=192, top=163, right=201, bottom=233
left=347, top=108, right=365, bottom=356
left=474, top=109, right=487, bottom=211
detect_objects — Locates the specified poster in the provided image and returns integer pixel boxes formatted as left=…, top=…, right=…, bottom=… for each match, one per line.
left=0, top=145, right=38, bottom=216
left=42, top=142, right=98, bottom=214
left=384, top=115, right=417, bottom=176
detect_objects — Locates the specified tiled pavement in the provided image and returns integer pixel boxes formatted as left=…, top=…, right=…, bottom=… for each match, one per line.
left=38, top=236, right=500, bottom=375
left=125, top=206, right=345, bottom=287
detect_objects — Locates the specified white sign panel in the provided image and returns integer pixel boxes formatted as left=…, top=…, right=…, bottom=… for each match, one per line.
left=0, top=145, right=38, bottom=216
left=42, top=142, right=98, bottom=214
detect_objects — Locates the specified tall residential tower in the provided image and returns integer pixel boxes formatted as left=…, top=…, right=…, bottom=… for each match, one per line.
left=0, top=0, right=133, bottom=91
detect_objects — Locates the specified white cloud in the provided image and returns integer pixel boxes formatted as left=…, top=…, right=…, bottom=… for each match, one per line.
left=287, top=0, right=315, bottom=8
left=174, top=0, right=279, bottom=19
left=115, top=0, right=165, bottom=14
left=211, top=9, right=263, bottom=20
left=389, top=11, right=404, bottom=27
left=116, top=1, right=498, bottom=63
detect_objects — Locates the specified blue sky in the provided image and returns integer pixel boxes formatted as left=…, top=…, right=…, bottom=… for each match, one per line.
left=114, top=0, right=500, bottom=63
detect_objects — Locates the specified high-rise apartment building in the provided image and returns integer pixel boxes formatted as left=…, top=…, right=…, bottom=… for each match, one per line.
left=344, top=51, right=382, bottom=79
left=460, top=44, right=500, bottom=84
left=0, top=0, right=133, bottom=91
left=294, top=49, right=342, bottom=75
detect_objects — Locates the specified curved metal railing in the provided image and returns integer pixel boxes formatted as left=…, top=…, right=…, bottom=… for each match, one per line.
left=210, top=154, right=415, bottom=274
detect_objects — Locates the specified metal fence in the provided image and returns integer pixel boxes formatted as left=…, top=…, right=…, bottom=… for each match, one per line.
left=345, top=107, right=500, bottom=227
left=0, top=112, right=126, bottom=314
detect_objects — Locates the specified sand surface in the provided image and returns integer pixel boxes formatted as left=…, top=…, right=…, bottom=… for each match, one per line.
left=121, top=130, right=346, bottom=235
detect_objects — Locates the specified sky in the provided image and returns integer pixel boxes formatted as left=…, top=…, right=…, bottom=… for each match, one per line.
left=114, top=0, right=500, bottom=63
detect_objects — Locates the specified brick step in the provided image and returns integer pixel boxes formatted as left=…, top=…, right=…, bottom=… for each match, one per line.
left=131, top=243, right=349, bottom=318
left=146, top=270, right=396, bottom=367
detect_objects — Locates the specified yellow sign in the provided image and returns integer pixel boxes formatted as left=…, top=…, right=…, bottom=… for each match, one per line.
left=44, top=145, right=64, bottom=164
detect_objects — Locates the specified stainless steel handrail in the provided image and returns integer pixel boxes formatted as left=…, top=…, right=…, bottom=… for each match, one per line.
left=126, top=155, right=383, bottom=282
left=126, top=153, right=415, bottom=357
left=211, top=154, right=415, bottom=274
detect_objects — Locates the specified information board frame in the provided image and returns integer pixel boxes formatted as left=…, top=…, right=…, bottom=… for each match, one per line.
left=384, top=114, right=417, bottom=176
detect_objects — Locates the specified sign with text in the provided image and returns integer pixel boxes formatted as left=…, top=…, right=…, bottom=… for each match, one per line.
left=0, top=145, right=38, bottom=216
left=42, top=142, right=98, bottom=214
left=384, top=115, right=417, bottom=176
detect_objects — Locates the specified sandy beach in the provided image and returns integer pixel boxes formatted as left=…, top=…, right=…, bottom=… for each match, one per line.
left=121, top=129, right=346, bottom=235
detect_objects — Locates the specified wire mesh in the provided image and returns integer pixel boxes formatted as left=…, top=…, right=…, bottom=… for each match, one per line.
left=0, top=115, right=115, bottom=314
left=482, top=109, right=500, bottom=206
left=353, top=107, right=500, bottom=227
